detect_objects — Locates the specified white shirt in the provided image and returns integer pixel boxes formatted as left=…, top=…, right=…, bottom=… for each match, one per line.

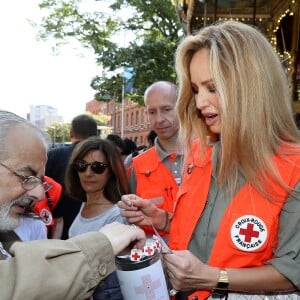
left=14, top=217, right=47, bottom=241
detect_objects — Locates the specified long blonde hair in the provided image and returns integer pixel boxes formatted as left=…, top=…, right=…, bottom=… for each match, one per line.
left=176, top=21, right=300, bottom=196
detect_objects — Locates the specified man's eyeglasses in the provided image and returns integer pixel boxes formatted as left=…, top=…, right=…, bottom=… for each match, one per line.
left=0, top=162, right=52, bottom=192
left=73, top=161, right=109, bottom=174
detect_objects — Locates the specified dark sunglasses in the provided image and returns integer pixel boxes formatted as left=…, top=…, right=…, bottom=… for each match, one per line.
left=73, top=161, right=109, bottom=174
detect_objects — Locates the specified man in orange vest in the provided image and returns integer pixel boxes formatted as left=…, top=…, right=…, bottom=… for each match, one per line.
left=127, top=81, right=182, bottom=237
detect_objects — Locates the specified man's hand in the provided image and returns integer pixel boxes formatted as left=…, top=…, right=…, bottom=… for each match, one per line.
left=99, top=222, right=146, bottom=255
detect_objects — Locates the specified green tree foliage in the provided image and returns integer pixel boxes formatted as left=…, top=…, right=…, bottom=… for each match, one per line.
left=35, top=0, right=183, bottom=105
left=85, top=111, right=111, bottom=125
left=46, top=122, right=71, bottom=144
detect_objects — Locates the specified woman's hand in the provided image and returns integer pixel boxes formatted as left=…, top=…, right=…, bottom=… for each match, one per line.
left=163, top=250, right=219, bottom=291
left=118, top=194, right=167, bottom=229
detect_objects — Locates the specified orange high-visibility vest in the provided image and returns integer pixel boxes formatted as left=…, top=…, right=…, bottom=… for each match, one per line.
left=132, top=147, right=178, bottom=236
left=33, top=176, right=62, bottom=226
left=169, top=141, right=300, bottom=300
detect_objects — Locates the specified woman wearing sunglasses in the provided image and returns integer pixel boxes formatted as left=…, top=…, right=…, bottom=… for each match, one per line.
left=65, top=137, right=129, bottom=300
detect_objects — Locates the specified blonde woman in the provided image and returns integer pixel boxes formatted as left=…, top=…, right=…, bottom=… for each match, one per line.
left=119, top=21, right=300, bottom=299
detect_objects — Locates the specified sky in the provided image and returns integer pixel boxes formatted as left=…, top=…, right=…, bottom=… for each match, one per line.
left=0, top=0, right=100, bottom=122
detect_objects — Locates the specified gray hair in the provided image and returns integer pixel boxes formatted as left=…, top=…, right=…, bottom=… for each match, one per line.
left=0, top=110, right=50, bottom=160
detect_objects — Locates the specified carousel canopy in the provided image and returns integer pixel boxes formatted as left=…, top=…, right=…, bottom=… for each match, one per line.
left=177, top=0, right=295, bottom=37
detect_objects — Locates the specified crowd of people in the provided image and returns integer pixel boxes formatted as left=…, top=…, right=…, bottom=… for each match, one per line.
left=0, top=20, right=300, bottom=300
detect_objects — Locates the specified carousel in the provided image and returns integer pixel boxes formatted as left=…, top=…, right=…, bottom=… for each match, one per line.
left=175, top=0, right=300, bottom=107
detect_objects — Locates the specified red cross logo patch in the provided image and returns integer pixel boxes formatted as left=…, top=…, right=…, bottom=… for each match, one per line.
left=231, top=215, right=268, bottom=252
left=40, top=208, right=52, bottom=225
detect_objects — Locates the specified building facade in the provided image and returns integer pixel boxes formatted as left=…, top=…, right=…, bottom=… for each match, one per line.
left=86, top=99, right=151, bottom=146
left=29, top=105, right=63, bottom=129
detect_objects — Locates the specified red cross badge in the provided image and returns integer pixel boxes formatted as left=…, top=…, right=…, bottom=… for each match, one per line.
left=40, top=208, right=53, bottom=225
left=152, top=235, right=162, bottom=252
left=130, top=249, right=143, bottom=261
left=231, top=215, right=268, bottom=252
left=143, top=245, right=155, bottom=256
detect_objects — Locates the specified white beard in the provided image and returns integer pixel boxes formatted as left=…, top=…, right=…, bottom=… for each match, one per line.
left=0, top=195, right=32, bottom=231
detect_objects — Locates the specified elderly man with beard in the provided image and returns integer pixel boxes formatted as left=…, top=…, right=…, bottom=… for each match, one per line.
left=0, top=110, right=146, bottom=300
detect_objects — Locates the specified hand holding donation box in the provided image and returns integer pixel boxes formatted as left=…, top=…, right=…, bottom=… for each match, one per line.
left=116, top=236, right=170, bottom=300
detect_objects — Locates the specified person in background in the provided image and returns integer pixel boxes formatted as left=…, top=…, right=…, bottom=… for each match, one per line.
left=46, top=114, right=98, bottom=239
left=123, top=138, right=137, bottom=157
left=119, top=21, right=300, bottom=299
left=106, top=134, right=125, bottom=156
left=126, top=81, right=182, bottom=238
left=146, top=129, right=157, bottom=149
left=0, top=110, right=145, bottom=299
left=65, top=137, right=129, bottom=300
left=124, top=130, right=157, bottom=169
